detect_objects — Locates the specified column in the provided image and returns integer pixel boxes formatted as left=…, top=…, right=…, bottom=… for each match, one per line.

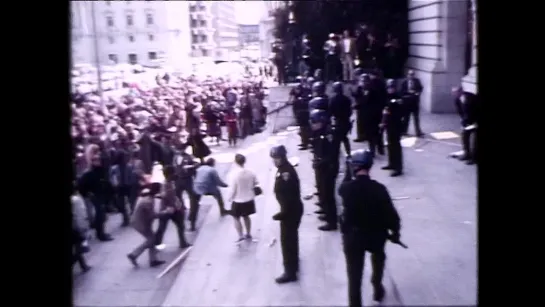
left=462, top=0, right=477, bottom=94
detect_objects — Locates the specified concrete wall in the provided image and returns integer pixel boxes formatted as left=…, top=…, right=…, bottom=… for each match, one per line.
left=406, top=0, right=469, bottom=113
left=461, top=0, right=478, bottom=94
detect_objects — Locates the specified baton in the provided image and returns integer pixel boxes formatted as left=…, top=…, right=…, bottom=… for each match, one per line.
left=388, top=235, right=409, bottom=249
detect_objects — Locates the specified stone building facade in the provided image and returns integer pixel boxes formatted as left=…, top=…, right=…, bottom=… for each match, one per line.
left=406, top=0, right=478, bottom=113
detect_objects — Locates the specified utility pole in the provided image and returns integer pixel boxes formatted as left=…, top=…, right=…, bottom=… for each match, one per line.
left=90, top=1, right=104, bottom=103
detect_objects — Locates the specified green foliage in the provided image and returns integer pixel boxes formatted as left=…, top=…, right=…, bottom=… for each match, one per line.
left=272, top=6, right=289, bottom=39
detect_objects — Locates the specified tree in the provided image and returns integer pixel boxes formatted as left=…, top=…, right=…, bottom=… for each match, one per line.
left=279, top=0, right=408, bottom=62
left=272, top=6, right=289, bottom=40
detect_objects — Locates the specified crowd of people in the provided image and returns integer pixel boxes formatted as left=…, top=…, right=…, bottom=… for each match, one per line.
left=71, top=73, right=272, bottom=271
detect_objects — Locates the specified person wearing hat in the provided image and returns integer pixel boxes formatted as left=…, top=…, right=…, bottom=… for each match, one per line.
left=339, top=149, right=401, bottom=307
left=127, top=177, right=174, bottom=268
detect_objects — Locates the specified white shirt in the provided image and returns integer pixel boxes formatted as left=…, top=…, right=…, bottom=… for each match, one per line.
left=228, top=166, right=258, bottom=203
left=343, top=38, right=351, bottom=53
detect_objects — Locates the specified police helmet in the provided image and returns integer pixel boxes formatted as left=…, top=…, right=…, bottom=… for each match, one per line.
left=332, top=82, right=343, bottom=95
left=386, top=79, right=396, bottom=89
left=296, top=75, right=303, bottom=83
left=312, top=81, right=326, bottom=96
left=354, top=68, right=363, bottom=77
left=306, top=76, right=315, bottom=85
left=309, top=109, right=329, bottom=124
left=270, top=145, right=287, bottom=159
left=308, top=97, right=328, bottom=111
left=350, top=149, right=374, bottom=171
left=359, top=73, right=370, bottom=81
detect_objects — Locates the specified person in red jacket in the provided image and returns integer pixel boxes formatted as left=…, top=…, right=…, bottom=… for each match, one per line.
left=225, top=107, right=239, bottom=147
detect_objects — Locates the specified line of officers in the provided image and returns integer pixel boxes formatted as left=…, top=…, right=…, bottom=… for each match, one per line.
left=276, top=74, right=406, bottom=306
left=269, top=142, right=401, bottom=307
left=288, top=73, right=406, bottom=230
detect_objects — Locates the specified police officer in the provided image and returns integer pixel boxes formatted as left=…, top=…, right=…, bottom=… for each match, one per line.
left=329, top=81, right=352, bottom=158
left=270, top=145, right=304, bottom=283
left=292, top=78, right=312, bottom=150
left=351, top=74, right=372, bottom=142
left=173, top=146, right=200, bottom=231
left=367, top=70, right=386, bottom=156
left=339, top=149, right=401, bottom=307
left=310, top=109, right=338, bottom=231
left=380, top=79, right=404, bottom=177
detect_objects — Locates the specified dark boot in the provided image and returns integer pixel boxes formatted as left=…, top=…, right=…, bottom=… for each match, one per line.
left=275, top=272, right=297, bottom=284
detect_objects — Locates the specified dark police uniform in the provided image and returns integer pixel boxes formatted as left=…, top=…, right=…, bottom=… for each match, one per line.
left=291, top=82, right=312, bottom=149
left=174, top=150, right=200, bottom=230
left=454, top=90, right=478, bottom=164
left=310, top=110, right=338, bottom=231
left=351, top=75, right=374, bottom=142
left=339, top=150, right=401, bottom=307
left=271, top=145, right=304, bottom=283
left=381, top=85, right=404, bottom=176
left=329, top=82, right=353, bottom=158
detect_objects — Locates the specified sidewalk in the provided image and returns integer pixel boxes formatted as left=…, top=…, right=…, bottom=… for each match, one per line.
left=163, top=107, right=476, bottom=306
left=162, top=127, right=401, bottom=307
left=345, top=111, right=477, bottom=305
left=72, top=90, right=294, bottom=307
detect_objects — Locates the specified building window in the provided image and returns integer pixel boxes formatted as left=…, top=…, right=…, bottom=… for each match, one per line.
left=126, top=15, right=134, bottom=26
left=199, top=20, right=206, bottom=27
left=191, top=19, right=197, bottom=27
left=148, top=52, right=158, bottom=60
left=192, top=35, right=198, bottom=44
left=148, top=34, right=154, bottom=41
left=108, top=54, right=118, bottom=64
left=128, top=54, right=138, bottom=65
left=128, top=35, right=135, bottom=42
left=189, top=5, right=196, bottom=12
left=108, top=36, right=115, bottom=44
left=202, top=49, right=209, bottom=57
left=106, top=16, right=114, bottom=27
left=106, top=1, right=111, bottom=6
left=146, top=13, right=154, bottom=25
left=201, top=35, right=207, bottom=43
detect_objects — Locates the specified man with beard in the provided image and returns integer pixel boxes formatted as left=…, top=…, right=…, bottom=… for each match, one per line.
left=78, top=144, right=114, bottom=241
